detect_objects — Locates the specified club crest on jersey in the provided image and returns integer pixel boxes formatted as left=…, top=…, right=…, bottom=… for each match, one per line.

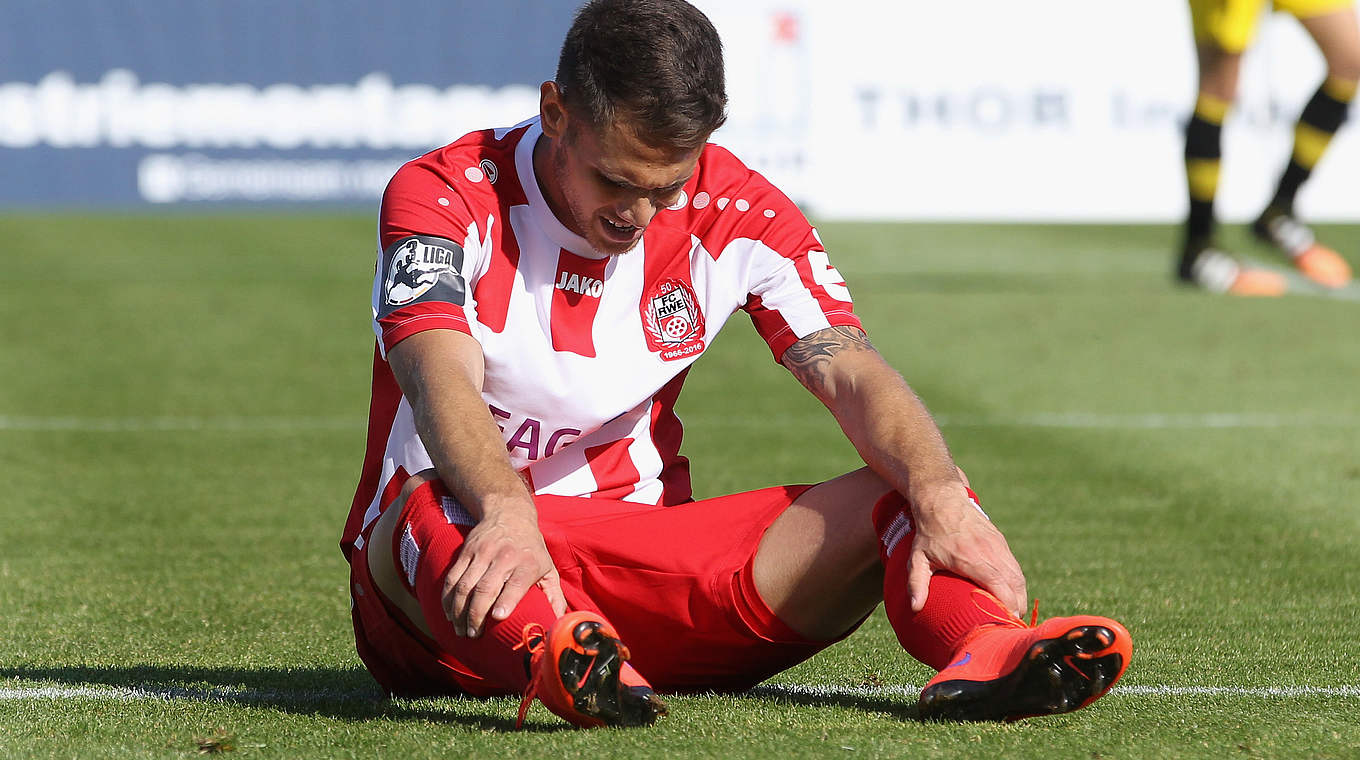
left=642, top=278, right=705, bottom=361
left=384, top=236, right=463, bottom=307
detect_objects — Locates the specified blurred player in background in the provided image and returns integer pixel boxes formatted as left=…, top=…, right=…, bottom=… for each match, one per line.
left=1179, top=0, right=1359, bottom=294
left=343, top=0, right=1132, bottom=729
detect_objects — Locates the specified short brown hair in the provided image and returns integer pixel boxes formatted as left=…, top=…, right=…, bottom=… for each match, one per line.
left=556, top=0, right=727, bottom=149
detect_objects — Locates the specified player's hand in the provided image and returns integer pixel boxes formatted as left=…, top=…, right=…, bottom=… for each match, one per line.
left=441, top=506, right=569, bottom=638
left=906, top=482, right=1027, bottom=619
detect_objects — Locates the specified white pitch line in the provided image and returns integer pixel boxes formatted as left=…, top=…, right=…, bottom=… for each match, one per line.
left=2, top=682, right=1357, bottom=703
left=1276, top=266, right=1360, bottom=302
left=1115, top=685, right=1360, bottom=698
left=750, top=683, right=1360, bottom=700
left=0, top=684, right=377, bottom=703
left=2, top=411, right=1357, bottom=433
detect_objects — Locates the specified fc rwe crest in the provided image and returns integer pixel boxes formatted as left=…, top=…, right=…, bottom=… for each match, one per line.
left=643, top=278, right=705, bottom=361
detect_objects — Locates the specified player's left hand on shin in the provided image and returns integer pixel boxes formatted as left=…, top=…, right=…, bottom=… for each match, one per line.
left=907, top=487, right=1028, bottom=620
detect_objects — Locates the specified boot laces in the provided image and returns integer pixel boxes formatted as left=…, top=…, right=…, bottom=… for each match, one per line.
left=514, top=623, right=547, bottom=729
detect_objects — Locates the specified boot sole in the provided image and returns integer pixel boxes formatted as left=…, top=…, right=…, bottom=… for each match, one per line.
left=918, top=625, right=1124, bottom=722
left=559, top=621, right=667, bottom=727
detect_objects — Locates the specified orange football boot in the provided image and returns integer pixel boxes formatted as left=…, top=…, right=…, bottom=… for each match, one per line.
left=1182, top=246, right=1287, bottom=296
left=515, top=610, right=667, bottom=729
left=918, top=611, right=1132, bottom=722
left=1254, top=207, right=1353, bottom=289
left=1294, top=245, right=1352, bottom=289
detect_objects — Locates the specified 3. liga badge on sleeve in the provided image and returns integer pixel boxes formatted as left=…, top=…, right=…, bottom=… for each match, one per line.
left=382, top=235, right=465, bottom=308
left=643, top=278, right=706, bottom=361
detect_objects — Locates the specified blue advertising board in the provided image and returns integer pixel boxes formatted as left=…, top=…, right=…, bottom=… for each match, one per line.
left=0, top=1, right=579, bottom=207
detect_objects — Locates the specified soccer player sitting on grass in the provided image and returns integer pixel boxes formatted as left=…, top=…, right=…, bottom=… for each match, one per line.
left=1178, top=0, right=1359, bottom=295
left=341, top=0, right=1131, bottom=727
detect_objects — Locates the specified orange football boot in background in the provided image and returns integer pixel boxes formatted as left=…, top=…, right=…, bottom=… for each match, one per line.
left=1254, top=207, right=1353, bottom=289
left=1184, top=246, right=1287, bottom=296
left=1293, top=245, right=1353, bottom=289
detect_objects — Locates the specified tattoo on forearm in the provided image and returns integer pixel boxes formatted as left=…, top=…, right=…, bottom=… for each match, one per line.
left=781, top=325, right=875, bottom=391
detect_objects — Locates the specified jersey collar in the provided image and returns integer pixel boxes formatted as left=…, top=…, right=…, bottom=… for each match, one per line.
left=515, top=117, right=608, bottom=260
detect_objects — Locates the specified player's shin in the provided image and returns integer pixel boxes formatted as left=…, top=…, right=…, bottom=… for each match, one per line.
left=411, top=529, right=561, bottom=693
left=870, top=492, right=1021, bottom=671
left=1181, top=93, right=1228, bottom=267
left=871, top=492, right=1132, bottom=720
left=1268, top=76, right=1355, bottom=212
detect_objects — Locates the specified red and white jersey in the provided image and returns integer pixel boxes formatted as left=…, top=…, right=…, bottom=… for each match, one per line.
left=342, top=117, right=861, bottom=558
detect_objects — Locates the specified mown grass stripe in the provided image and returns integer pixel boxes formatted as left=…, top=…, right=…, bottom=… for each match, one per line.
left=3, top=412, right=1357, bottom=433
left=4, top=683, right=1357, bottom=704
left=0, top=416, right=364, bottom=432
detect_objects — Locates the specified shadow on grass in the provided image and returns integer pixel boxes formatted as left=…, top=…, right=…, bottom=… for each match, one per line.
left=0, top=664, right=534, bottom=732
left=742, top=684, right=918, bottom=721
left=1, top=664, right=921, bottom=727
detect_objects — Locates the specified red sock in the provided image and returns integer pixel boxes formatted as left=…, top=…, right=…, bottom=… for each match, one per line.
left=394, top=487, right=561, bottom=694
left=871, top=491, right=1020, bottom=671
left=412, top=528, right=560, bottom=693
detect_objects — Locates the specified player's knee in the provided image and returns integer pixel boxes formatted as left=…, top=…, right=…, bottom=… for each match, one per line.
left=1326, top=55, right=1360, bottom=86
left=1197, top=49, right=1242, bottom=102
left=847, top=466, right=895, bottom=503
left=1197, top=79, right=1239, bottom=104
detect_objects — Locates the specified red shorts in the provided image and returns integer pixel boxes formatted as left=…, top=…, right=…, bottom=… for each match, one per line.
left=349, top=480, right=854, bottom=697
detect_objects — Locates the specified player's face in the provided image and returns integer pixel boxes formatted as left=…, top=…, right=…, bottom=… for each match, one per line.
left=538, top=89, right=703, bottom=256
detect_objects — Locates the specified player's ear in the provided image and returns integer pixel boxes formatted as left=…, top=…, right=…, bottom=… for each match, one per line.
left=540, top=81, right=569, bottom=140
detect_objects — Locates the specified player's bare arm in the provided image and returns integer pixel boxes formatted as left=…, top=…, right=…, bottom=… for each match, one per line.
left=387, top=329, right=569, bottom=638
left=781, top=325, right=1028, bottom=617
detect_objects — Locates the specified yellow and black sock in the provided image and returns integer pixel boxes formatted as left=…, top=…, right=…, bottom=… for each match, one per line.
left=1268, top=76, right=1356, bottom=213
left=1181, top=93, right=1229, bottom=276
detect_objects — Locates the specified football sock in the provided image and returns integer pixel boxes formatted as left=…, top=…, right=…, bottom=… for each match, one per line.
left=1183, top=92, right=1229, bottom=257
left=411, top=526, right=561, bottom=693
left=871, top=491, right=1021, bottom=671
left=1268, top=76, right=1355, bottom=213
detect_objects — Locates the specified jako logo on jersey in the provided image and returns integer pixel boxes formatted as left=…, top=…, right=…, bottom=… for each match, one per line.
left=643, top=278, right=705, bottom=361
left=555, top=270, right=604, bottom=297
left=385, top=236, right=461, bottom=306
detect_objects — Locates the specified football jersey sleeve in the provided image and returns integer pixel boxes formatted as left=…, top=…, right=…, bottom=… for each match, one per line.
left=733, top=180, right=862, bottom=362
left=372, top=160, right=485, bottom=356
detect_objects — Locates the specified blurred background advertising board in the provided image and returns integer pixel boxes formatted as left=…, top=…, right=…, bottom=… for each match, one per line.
left=700, top=0, right=1360, bottom=221
left=2, top=0, right=1356, bottom=220
left=0, top=1, right=571, bottom=207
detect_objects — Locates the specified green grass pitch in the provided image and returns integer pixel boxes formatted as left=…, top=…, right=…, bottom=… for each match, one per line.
left=1, top=214, right=1357, bottom=758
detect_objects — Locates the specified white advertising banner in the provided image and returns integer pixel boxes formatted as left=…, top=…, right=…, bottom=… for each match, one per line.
left=3, top=0, right=1355, bottom=219
left=696, top=0, right=1360, bottom=221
